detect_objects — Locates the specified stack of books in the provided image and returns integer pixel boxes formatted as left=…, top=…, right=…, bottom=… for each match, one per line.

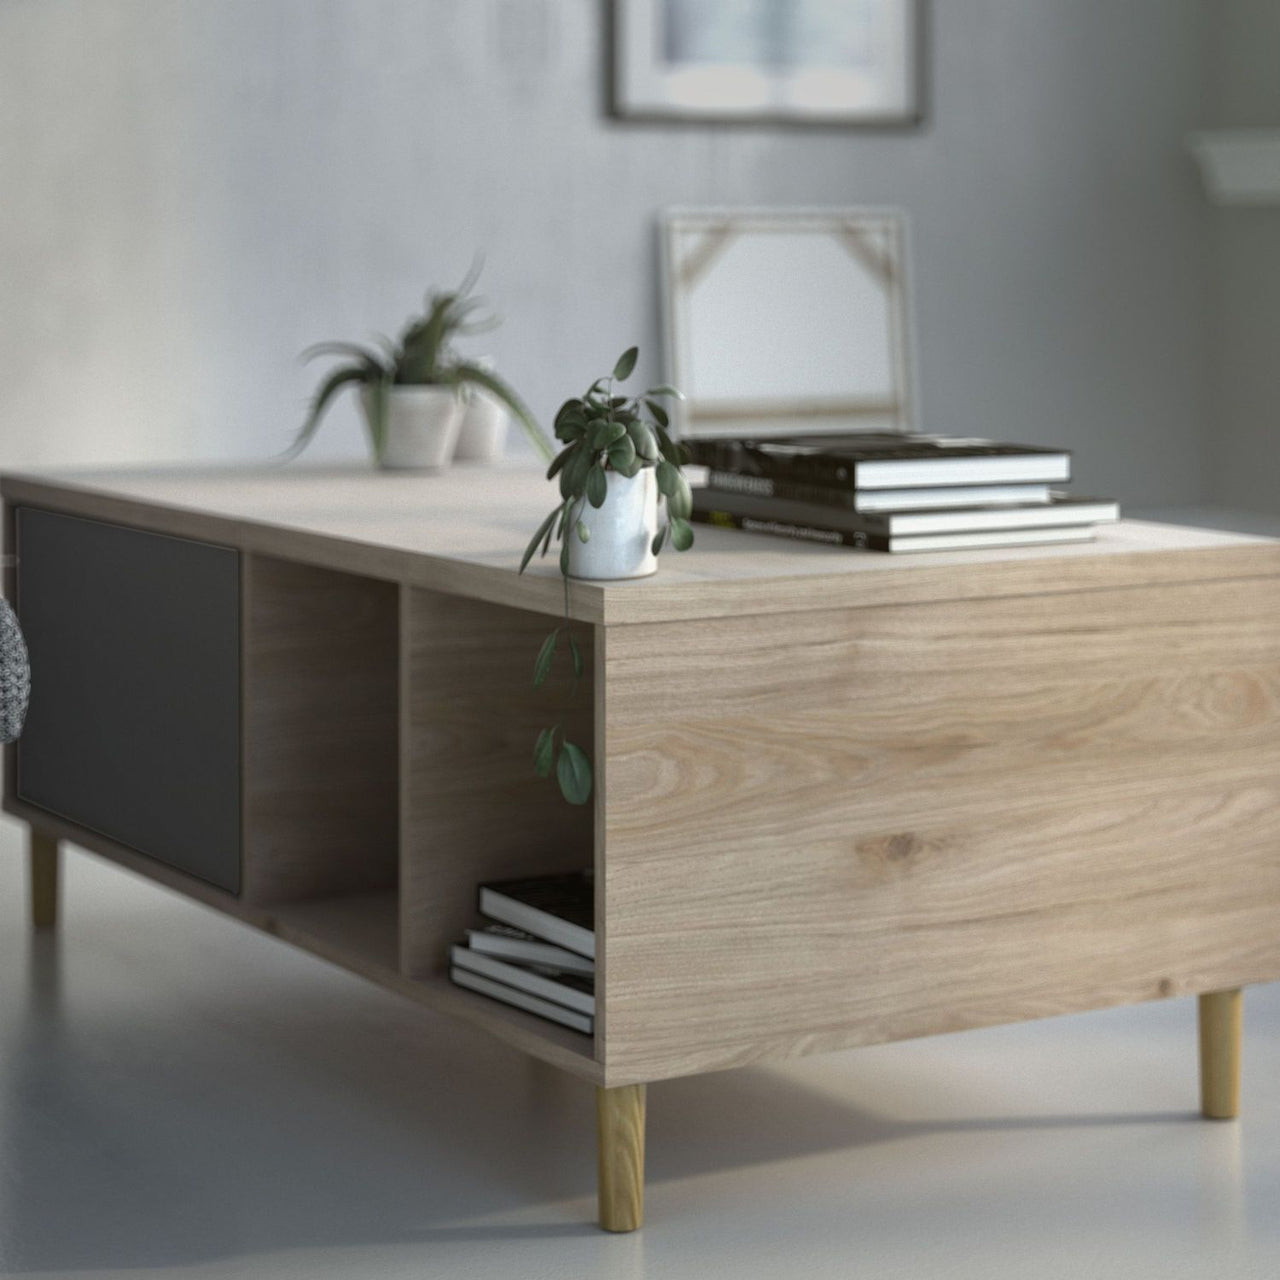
left=449, top=870, right=595, bottom=1035
left=686, top=434, right=1120, bottom=553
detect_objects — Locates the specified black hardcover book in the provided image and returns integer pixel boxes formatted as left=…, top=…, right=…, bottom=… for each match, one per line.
left=465, top=924, right=595, bottom=974
left=687, top=434, right=1072, bottom=490
left=449, top=967, right=593, bottom=1035
left=451, top=945, right=595, bottom=1015
left=477, top=870, right=594, bottom=960
left=691, top=487, right=1118, bottom=538
left=690, top=507, right=1097, bottom=554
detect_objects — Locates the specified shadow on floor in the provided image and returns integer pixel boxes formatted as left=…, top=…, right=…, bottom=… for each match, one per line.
left=0, top=923, right=1202, bottom=1274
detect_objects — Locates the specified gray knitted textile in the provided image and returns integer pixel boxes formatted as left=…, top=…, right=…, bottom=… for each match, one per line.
left=0, top=599, right=29, bottom=743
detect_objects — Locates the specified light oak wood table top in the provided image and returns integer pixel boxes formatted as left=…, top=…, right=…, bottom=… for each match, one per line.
left=6, top=462, right=1279, bottom=624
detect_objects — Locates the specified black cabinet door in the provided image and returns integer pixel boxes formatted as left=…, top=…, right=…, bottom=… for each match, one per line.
left=15, top=508, right=241, bottom=893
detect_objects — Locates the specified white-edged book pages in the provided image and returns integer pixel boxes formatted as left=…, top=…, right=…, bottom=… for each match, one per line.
left=451, top=945, right=594, bottom=1016
left=466, top=924, right=595, bottom=975
left=477, top=871, right=594, bottom=959
left=450, top=967, right=593, bottom=1035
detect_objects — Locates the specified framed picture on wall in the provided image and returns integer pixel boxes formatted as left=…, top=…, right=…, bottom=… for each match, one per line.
left=613, top=0, right=923, bottom=125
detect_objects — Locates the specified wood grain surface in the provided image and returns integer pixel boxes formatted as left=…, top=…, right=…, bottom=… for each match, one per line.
left=2, top=797, right=603, bottom=1081
left=1199, top=989, right=1243, bottom=1119
left=596, top=575, right=1280, bottom=1083
left=399, top=588, right=595, bottom=981
left=6, top=469, right=1280, bottom=626
left=241, top=554, right=400, bottom=903
left=596, top=1084, right=645, bottom=1231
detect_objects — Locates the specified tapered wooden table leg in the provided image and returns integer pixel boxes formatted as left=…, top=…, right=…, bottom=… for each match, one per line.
left=30, top=829, right=60, bottom=930
left=597, top=1084, right=645, bottom=1232
left=1199, top=989, right=1242, bottom=1120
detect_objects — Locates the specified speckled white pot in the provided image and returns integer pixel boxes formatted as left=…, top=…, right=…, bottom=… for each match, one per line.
left=568, top=469, right=659, bottom=581
left=454, top=392, right=509, bottom=463
left=362, top=386, right=463, bottom=471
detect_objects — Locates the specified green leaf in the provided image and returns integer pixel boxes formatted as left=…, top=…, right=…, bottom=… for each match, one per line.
left=651, top=524, right=668, bottom=556
left=590, top=419, right=627, bottom=451
left=670, top=517, right=695, bottom=551
left=533, top=629, right=558, bottom=688
left=667, top=471, right=693, bottom=520
left=655, top=459, right=679, bottom=498
left=569, top=633, right=584, bottom=678
left=644, top=399, right=670, bottom=428
left=520, top=507, right=559, bottom=574
left=559, top=539, right=571, bottom=576
left=533, top=726, right=556, bottom=777
left=301, top=340, right=384, bottom=369
left=546, top=443, right=576, bottom=481
left=643, top=383, right=684, bottom=400
left=560, top=445, right=591, bottom=499
left=586, top=463, right=608, bottom=508
left=626, top=421, right=659, bottom=462
left=576, top=520, right=590, bottom=543
left=286, top=363, right=371, bottom=460
left=607, top=435, right=637, bottom=473
left=363, top=377, right=389, bottom=461
left=655, top=425, right=689, bottom=466
left=554, top=400, right=587, bottom=443
left=556, top=741, right=593, bottom=805
left=613, top=346, right=639, bottom=381
left=555, top=398, right=586, bottom=429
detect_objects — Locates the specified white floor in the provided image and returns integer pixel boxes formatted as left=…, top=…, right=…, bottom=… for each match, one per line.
left=1, top=822, right=1278, bottom=1280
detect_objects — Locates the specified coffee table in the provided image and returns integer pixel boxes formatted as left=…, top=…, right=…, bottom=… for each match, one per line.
left=6, top=464, right=1278, bottom=1232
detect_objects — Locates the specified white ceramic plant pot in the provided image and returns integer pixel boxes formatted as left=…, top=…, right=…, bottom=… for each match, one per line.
left=454, top=391, right=509, bottom=463
left=567, top=468, right=659, bottom=581
left=362, top=386, right=463, bottom=471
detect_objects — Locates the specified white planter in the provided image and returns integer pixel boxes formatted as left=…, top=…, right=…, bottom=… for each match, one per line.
left=567, top=469, right=659, bottom=581
left=361, top=386, right=463, bottom=471
left=454, top=391, right=509, bottom=463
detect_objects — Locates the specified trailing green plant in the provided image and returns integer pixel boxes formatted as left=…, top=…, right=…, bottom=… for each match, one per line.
left=288, top=262, right=553, bottom=462
left=519, top=346, right=694, bottom=805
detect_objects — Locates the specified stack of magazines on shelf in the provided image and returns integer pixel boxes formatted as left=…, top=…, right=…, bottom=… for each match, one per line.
left=686, top=434, right=1120, bottom=553
left=449, top=870, right=595, bottom=1035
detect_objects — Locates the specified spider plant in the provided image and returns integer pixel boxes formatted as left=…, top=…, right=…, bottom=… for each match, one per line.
left=289, top=263, right=553, bottom=462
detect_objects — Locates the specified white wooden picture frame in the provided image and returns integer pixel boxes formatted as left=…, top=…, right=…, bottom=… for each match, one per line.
left=661, top=207, right=917, bottom=440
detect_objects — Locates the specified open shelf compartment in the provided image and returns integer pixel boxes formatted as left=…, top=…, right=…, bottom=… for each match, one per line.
left=397, top=586, right=597, bottom=1060
left=240, top=553, right=401, bottom=972
left=240, top=560, right=598, bottom=1076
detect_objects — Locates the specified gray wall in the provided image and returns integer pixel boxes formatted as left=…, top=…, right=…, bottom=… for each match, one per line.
left=0, top=1, right=1212, bottom=506
left=1204, top=0, right=1280, bottom=515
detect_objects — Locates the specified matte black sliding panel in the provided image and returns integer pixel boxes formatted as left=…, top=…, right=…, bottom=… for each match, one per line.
left=15, top=508, right=241, bottom=892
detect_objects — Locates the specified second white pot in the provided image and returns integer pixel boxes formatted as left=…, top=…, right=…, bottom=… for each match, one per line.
left=361, top=386, right=464, bottom=471
left=567, top=469, right=659, bottom=581
left=454, top=391, right=509, bottom=463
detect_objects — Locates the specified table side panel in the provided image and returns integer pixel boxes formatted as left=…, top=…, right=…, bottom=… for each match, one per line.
left=599, top=574, right=1280, bottom=1083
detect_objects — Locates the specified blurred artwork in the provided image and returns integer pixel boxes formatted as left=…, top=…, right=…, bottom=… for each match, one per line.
left=615, top=0, right=920, bottom=122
